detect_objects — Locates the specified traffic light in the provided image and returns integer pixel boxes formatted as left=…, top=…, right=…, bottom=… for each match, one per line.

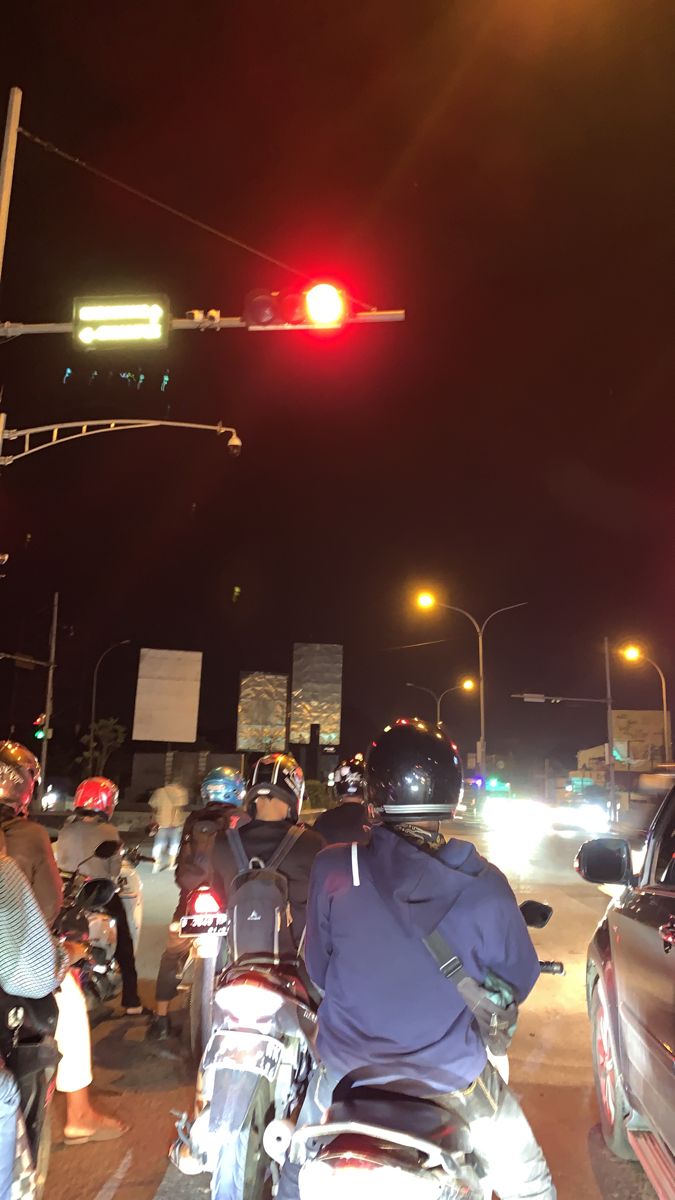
left=243, top=283, right=349, bottom=330
left=33, top=713, right=46, bottom=741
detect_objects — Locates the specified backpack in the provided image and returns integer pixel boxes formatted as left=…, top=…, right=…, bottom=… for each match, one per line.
left=226, top=824, right=305, bottom=965
left=176, top=804, right=248, bottom=892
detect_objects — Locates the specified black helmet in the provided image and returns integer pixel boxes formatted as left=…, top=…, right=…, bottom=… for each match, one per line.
left=247, top=753, right=305, bottom=821
left=335, top=754, right=365, bottom=799
left=366, top=718, right=463, bottom=822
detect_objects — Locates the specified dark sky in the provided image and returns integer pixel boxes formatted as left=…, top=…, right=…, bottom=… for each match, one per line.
left=1, top=0, right=673, bottom=774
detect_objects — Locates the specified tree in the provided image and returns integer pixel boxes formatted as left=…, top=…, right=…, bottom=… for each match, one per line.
left=78, top=717, right=126, bottom=778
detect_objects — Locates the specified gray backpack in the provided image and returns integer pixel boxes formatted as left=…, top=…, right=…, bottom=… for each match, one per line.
left=226, top=825, right=305, bottom=965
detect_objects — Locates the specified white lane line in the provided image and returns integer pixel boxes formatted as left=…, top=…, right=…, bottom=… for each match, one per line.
left=92, top=1149, right=133, bottom=1200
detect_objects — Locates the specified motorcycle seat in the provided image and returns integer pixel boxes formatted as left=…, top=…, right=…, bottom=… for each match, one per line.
left=322, top=1088, right=472, bottom=1154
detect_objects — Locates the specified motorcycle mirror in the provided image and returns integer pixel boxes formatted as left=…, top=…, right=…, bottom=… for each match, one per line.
left=519, top=900, right=553, bottom=928
left=94, top=840, right=120, bottom=860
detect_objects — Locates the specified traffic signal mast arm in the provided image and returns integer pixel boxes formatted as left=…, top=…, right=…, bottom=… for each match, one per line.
left=0, top=308, right=404, bottom=339
left=511, top=693, right=607, bottom=704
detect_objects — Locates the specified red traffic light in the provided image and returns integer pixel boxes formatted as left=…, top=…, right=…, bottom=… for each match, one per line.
left=243, top=284, right=349, bottom=330
left=304, top=283, right=346, bottom=326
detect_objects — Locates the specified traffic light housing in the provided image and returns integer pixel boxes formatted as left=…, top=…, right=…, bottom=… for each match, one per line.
left=33, top=713, right=46, bottom=741
left=243, top=283, right=349, bottom=330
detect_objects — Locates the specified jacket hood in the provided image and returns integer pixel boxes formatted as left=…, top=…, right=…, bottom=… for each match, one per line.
left=367, top=826, right=490, bottom=937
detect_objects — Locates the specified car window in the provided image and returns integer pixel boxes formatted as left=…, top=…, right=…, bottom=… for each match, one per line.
left=652, top=803, right=675, bottom=886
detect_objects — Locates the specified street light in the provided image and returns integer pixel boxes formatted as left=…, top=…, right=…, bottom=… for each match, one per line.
left=414, top=590, right=527, bottom=774
left=619, top=644, right=672, bottom=762
left=89, top=640, right=131, bottom=774
left=405, top=678, right=477, bottom=726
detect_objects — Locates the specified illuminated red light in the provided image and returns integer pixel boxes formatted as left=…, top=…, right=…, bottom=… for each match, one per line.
left=304, top=283, right=346, bottom=326
left=190, top=887, right=221, bottom=915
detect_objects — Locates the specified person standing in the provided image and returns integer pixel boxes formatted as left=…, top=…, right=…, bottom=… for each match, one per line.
left=0, top=743, right=128, bottom=1145
left=148, top=778, right=189, bottom=872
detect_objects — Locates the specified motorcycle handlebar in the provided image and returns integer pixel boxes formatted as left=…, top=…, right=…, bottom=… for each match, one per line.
left=539, top=960, right=565, bottom=975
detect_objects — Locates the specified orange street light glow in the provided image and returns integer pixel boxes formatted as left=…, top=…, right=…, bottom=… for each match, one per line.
left=622, top=644, right=642, bottom=662
left=416, top=591, right=436, bottom=610
left=462, top=678, right=476, bottom=691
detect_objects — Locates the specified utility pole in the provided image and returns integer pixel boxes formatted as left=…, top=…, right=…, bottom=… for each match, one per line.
left=604, top=636, right=618, bottom=822
left=0, top=87, right=21, bottom=283
left=37, top=592, right=58, bottom=807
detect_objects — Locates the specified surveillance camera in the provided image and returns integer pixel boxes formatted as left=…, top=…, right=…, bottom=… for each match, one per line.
left=227, top=433, right=242, bottom=458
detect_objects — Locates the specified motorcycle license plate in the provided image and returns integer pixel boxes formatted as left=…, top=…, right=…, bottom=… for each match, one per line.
left=212, top=1030, right=282, bottom=1078
left=179, top=913, right=229, bottom=938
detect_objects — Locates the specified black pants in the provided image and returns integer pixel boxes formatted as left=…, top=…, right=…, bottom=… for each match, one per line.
left=106, top=892, right=141, bottom=1009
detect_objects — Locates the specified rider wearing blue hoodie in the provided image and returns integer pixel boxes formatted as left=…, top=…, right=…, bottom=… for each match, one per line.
left=279, top=719, right=555, bottom=1200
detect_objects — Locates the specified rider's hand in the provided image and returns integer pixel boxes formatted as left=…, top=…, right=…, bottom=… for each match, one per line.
left=64, top=940, right=88, bottom=963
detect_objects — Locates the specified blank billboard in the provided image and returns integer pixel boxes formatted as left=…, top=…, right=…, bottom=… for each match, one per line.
left=132, top=648, right=202, bottom=743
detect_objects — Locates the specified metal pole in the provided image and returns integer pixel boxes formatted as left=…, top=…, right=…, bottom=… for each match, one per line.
left=604, top=636, right=618, bottom=821
left=89, top=640, right=130, bottom=774
left=477, top=630, right=486, bottom=776
left=0, top=88, right=21, bottom=283
left=650, top=659, right=671, bottom=762
left=37, top=591, right=58, bottom=806
left=436, top=694, right=442, bottom=726
left=89, top=660, right=100, bottom=775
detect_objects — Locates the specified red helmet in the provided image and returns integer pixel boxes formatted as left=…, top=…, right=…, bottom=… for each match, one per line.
left=74, top=777, right=119, bottom=818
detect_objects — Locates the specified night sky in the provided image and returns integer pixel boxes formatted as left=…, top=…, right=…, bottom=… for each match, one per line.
left=1, top=1, right=673, bottom=777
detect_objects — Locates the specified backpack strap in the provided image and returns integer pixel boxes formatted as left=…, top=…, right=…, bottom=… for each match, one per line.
left=265, top=824, right=305, bottom=871
left=422, top=928, right=468, bottom=983
left=226, top=826, right=252, bottom=874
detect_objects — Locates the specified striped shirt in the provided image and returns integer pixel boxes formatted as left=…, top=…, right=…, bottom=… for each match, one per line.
left=0, top=852, right=69, bottom=998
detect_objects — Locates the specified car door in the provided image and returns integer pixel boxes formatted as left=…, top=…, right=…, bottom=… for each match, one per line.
left=611, top=793, right=675, bottom=1150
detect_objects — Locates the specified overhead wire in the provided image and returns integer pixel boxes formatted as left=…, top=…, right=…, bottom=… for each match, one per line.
left=18, top=128, right=376, bottom=311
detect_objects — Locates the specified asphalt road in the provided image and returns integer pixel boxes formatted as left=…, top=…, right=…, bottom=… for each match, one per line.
left=43, top=820, right=656, bottom=1200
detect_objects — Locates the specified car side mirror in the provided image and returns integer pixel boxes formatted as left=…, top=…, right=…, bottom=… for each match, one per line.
left=519, top=900, right=553, bottom=928
left=575, top=837, right=633, bottom=885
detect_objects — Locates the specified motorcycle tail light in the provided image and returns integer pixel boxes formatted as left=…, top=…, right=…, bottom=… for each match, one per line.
left=214, top=982, right=284, bottom=1023
left=188, top=887, right=222, bottom=916
left=299, top=1154, right=454, bottom=1200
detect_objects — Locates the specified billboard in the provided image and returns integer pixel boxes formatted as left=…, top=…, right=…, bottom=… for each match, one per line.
left=132, top=649, right=202, bottom=743
left=237, top=672, right=289, bottom=752
left=612, top=709, right=671, bottom=764
left=290, top=643, right=343, bottom=746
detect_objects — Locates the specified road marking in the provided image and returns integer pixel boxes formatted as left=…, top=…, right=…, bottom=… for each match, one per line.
left=92, top=1150, right=133, bottom=1200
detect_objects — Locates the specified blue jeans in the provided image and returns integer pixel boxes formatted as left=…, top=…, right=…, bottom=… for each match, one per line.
left=0, top=1068, right=20, bottom=1200
left=152, top=827, right=181, bottom=868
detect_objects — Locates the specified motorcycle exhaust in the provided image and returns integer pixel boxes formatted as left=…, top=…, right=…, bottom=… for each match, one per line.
left=264, top=1117, right=295, bottom=1163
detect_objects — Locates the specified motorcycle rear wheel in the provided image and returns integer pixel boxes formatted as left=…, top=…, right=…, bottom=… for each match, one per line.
left=34, top=1110, right=52, bottom=1200
left=186, top=956, right=216, bottom=1065
left=211, top=1078, right=273, bottom=1200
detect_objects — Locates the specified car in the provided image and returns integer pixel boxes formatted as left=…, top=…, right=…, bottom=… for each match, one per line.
left=575, top=790, right=675, bottom=1196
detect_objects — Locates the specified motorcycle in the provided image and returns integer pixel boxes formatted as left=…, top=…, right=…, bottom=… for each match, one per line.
left=174, top=886, right=229, bottom=1065
left=59, top=841, right=152, bottom=1010
left=2, top=857, right=119, bottom=1200
left=171, top=885, right=318, bottom=1200
left=289, top=901, right=564, bottom=1200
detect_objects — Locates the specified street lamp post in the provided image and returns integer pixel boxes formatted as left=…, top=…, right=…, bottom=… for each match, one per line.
left=405, top=679, right=475, bottom=726
left=416, top=594, right=527, bottom=775
left=89, top=640, right=131, bottom=775
left=620, top=645, right=672, bottom=763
